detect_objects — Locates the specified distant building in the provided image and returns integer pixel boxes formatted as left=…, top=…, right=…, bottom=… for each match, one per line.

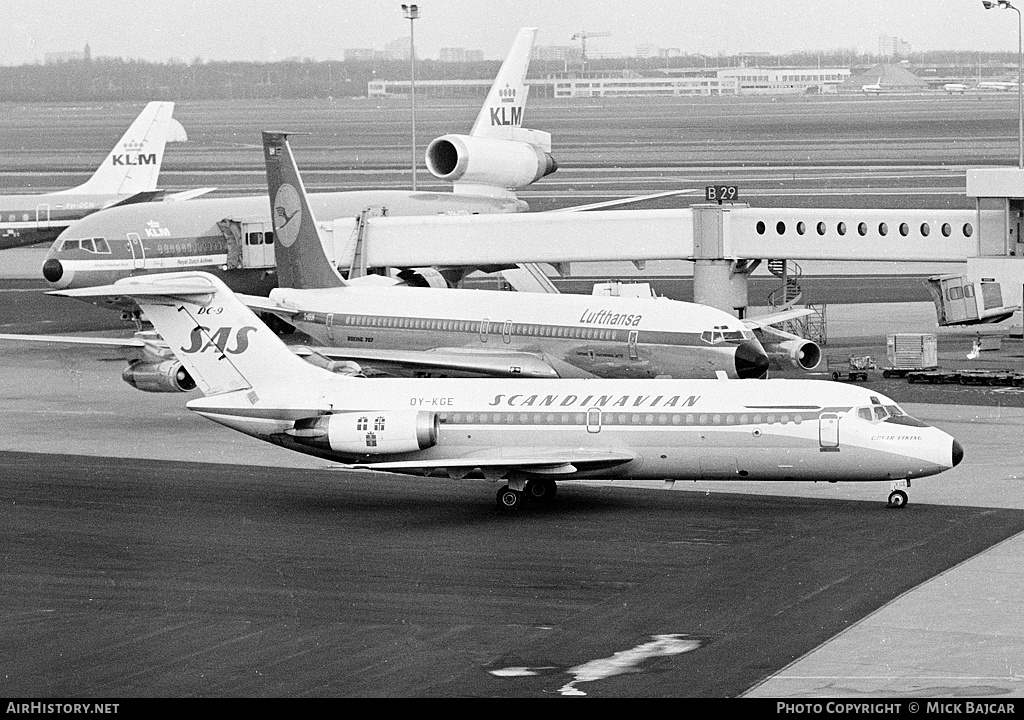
left=879, top=35, right=912, bottom=57
left=716, top=66, right=850, bottom=94
left=534, top=45, right=578, bottom=62
left=45, top=42, right=91, bottom=65
left=345, top=48, right=387, bottom=62
left=439, top=47, right=484, bottom=63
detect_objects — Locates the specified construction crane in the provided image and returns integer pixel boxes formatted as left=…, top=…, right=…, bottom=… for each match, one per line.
left=571, top=31, right=610, bottom=74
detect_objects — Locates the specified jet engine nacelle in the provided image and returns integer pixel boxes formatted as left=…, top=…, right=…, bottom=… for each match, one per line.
left=425, top=134, right=557, bottom=190
left=289, top=411, right=439, bottom=455
left=121, top=359, right=197, bottom=393
left=765, top=337, right=822, bottom=371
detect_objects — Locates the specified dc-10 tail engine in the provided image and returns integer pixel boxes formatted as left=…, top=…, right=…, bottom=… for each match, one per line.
left=425, top=132, right=557, bottom=192
left=287, top=411, right=440, bottom=456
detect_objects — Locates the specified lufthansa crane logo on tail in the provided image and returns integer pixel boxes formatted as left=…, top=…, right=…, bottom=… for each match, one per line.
left=273, top=183, right=302, bottom=247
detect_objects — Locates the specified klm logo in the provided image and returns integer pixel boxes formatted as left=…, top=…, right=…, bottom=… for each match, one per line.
left=111, top=153, right=157, bottom=166
left=489, top=106, right=523, bottom=126
left=144, top=220, right=170, bottom=238
left=180, top=325, right=258, bottom=355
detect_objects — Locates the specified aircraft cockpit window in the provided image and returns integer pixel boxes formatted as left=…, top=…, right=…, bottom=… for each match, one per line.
left=80, top=238, right=95, bottom=253
left=872, top=406, right=887, bottom=421
left=60, top=239, right=81, bottom=252
left=858, top=407, right=873, bottom=421
left=93, top=238, right=110, bottom=253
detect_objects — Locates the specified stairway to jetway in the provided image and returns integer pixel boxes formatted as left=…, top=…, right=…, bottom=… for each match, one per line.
left=767, top=258, right=827, bottom=345
left=498, top=263, right=561, bottom=293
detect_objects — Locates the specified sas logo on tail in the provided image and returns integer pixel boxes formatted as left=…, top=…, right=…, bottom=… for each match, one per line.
left=111, top=153, right=157, bottom=166
left=181, top=325, right=258, bottom=355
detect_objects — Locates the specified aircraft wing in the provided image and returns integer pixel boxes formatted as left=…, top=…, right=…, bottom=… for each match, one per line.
left=292, top=345, right=564, bottom=379
left=102, top=190, right=164, bottom=208
left=161, top=188, right=218, bottom=202
left=344, top=447, right=635, bottom=476
left=0, top=332, right=148, bottom=348
left=742, top=308, right=814, bottom=329
left=549, top=189, right=699, bottom=213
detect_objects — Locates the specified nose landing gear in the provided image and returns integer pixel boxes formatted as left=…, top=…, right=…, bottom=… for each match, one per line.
left=887, top=479, right=910, bottom=508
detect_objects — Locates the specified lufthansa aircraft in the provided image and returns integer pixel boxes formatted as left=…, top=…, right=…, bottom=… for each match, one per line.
left=235, top=130, right=771, bottom=381
left=0, top=102, right=199, bottom=250
left=54, top=271, right=964, bottom=511
left=40, top=28, right=557, bottom=296
left=0, top=129, right=768, bottom=390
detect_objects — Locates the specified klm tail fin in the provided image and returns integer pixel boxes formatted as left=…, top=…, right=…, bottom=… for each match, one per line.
left=469, top=27, right=536, bottom=140
left=65, top=102, right=176, bottom=195
left=53, top=271, right=334, bottom=396
left=262, top=131, right=347, bottom=290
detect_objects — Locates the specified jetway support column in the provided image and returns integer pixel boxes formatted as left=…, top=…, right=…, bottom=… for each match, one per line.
left=691, top=203, right=757, bottom=318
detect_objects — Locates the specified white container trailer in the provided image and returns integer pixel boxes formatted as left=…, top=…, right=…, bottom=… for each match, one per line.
left=883, top=333, right=938, bottom=377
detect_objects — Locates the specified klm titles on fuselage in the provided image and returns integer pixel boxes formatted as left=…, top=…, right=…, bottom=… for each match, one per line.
left=111, top=153, right=157, bottom=166
left=490, top=106, right=523, bottom=126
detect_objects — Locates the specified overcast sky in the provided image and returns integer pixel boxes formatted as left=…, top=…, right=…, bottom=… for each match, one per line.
left=3, top=0, right=1017, bottom=65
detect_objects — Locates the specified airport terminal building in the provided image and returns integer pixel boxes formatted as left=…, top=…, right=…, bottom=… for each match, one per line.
left=369, top=67, right=850, bottom=98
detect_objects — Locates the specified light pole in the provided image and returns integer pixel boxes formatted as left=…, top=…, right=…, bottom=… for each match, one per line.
left=984, top=0, right=1024, bottom=168
left=401, top=4, right=419, bottom=189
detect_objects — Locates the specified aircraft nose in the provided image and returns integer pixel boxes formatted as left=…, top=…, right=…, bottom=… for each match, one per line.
left=42, top=258, right=64, bottom=284
left=952, top=439, right=964, bottom=467
left=735, top=339, right=771, bottom=379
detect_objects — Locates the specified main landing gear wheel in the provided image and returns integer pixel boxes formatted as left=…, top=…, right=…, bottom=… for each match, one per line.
left=526, top=478, right=557, bottom=502
left=887, top=489, right=909, bottom=509
left=497, top=485, right=524, bottom=511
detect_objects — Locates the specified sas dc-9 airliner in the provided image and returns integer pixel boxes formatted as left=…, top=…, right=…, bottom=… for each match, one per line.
left=54, top=271, right=964, bottom=511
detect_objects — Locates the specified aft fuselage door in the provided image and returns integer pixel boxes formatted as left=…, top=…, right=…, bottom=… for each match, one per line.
left=326, top=313, right=335, bottom=343
left=502, top=319, right=513, bottom=344
left=126, top=232, right=145, bottom=269
left=819, top=412, right=840, bottom=452
left=628, top=329, right=639, bottom=361
left=480, top=317, right=489, bottom=344
left=586, top=407, right=602, bottom=434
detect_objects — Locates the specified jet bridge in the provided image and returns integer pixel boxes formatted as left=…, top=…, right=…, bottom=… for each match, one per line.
left=350, top=201, right=984, bottom=321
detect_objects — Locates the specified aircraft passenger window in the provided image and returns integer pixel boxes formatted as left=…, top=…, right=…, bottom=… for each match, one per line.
left=878, top=222, right=888, bottom=236
left=837, top=222, right=846, bottom=236
left=900, top=223, right=909, bottom=236
left=756, top=221, right=766, bottom=235
left=963, top=223, right=973, bottom=237
left=776, top=221, right=786, bottom=235
left=246, top=232, right=262, bottom=245
left=699, top=414, right=709, bottom=425
left=964, top=285, right=975, bottom=298
left=920, top=223, right=931, bottom=237
left=21, top=213, right=28, bottom=221
left=942, top=223, right=952, bottom=237
left=265, top=232, right=273, bottom=244
left=817, top=222, right=826, bottom=236
left=796, top=222, right=805, bottom=235
left=857, top=222, right=867, bottom=236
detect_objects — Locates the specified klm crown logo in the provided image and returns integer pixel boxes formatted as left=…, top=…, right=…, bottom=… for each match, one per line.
left=122, top=140, right=146, bottom=151
left=499, top=84, right=517, bottom=103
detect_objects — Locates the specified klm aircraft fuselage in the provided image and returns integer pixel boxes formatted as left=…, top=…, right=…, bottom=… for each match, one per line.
left=0, top=190, right=156, bottom=250
left=42, top=190, right=523, bottom=293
